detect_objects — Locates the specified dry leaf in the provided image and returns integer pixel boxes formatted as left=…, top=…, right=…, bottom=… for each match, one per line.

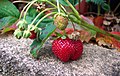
left=96, top=33, right=120, bottom=52
left=93, top=16, right=105, bottom=30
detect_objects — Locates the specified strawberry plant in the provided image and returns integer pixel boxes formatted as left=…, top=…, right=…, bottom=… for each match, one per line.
left=0, top=0, right=20, bottom=33
left=15, top=0, right=120, bottom=60
left=1, top=0, right=120, bottom=62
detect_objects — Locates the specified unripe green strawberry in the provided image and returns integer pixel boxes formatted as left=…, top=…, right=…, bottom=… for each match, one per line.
left=23, top=30, right=31, bottom=38
left=14, top=29, right=23, bottom=39
left=54, top=15, right=68, bottom=30
left=28, top=25, right=41, bottom=33
left=17, top=19, right=27, bottom=30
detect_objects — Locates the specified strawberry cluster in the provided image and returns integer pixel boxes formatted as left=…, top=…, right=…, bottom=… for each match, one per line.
left=52, top=15, right=83, bottom=62
left=14, top=14, right=83, bottom=62
left=14, top=19, right=37, bottom=39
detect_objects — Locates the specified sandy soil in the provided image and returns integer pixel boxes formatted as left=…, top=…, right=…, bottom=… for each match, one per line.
left=0, top=34, right=120, bottom=76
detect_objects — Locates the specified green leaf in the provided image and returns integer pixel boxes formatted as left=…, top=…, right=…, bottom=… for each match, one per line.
left=26, top=7, right=53, bottom=28
left=101, top=3, right=110, bottom=12
left=0, top=16, right=18, bottom=30
left=27, top=7, right=38, bottom=18
left=30, top=23, right=56, bottom=58
left=27, top=7, right=45, bottom=19
left=0, top=0, right=19, bottom=30
left=30, top=39, right=42, bottom=58
left=85, top=0, right=110, bottom=12
left=26, top=16, right=53, bottom=28
left=86, top=0, right=105, bottom=5
left=0, top=0, right=20, bottom=18
left=59, top=0, right=79, bottom=6
left=39, top=23, right=56, bottom=41
left=41, top=18, right=53, bottom=23
left=2, top=27, right=14, bottom=33
left=26, top=16, right=33, bottom=24
left=2, top=24, right=17, bottom=33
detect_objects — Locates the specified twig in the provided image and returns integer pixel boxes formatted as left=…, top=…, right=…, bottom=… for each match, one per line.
left=13, top=0, right=39, bottom=7
left=13, top=1, right=29, bottom=4
left=113, top=3, right=120, bottom=13
left=83, top=12, right=103, bottom=16
left=71, top=22, right=76, bottom=31
left=78, top=0, right=81, bottom=14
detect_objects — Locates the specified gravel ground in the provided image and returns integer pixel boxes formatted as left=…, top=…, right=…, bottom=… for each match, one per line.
left=0, top=34, right=120, bottom=76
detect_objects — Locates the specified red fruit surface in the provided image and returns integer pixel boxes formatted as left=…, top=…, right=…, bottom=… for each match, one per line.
left=110, top=31, right=120, bottom=36
left=70, top=40, right=83, bottom=60
left=29, top=31, right=37, bottom=39
left=52, top=38, right=83, bottom=62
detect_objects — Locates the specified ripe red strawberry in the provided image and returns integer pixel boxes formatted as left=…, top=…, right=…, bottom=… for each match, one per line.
left=52, top=38, right=83, bottom=62
left=29, top=31, right=37, bottom=39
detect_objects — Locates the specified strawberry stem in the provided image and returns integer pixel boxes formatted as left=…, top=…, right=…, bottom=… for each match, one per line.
left=56, top=0, right=60, bottom=13
left=97, top=4, right=101, bottom=16
left=65, top=0, right=120, bottom=41
left=30, top=8, right=56, bottom=25
left=27, top=12, right=57, bottom=31
left=35, top=12, right=57, bottom=27
left=46, top=0, right=57, bottom=8
left=69, top=15, right=120, bottom=40
left=65, top=0, right=79, bottom=16
left=19, top=1, right=31, bottom=19
left=63, top=30, right=67, bottom=36
left=60, top=5, right=67, bottom=13
left=71, top=22, right=76, bottom=31
left=45, top=0, right=65, bottom=13
left=23, top=0, right=37, bottom=19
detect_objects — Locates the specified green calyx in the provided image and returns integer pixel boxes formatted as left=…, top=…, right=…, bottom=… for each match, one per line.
left=14, top=29, right=23, bottom=39
left=68, top=31, right=80, bottom=40
left=61, top=35, right=67, bottom=39
left=17, top=19, right=27, bottom=30
left=23, top=30, right=31, bottom=38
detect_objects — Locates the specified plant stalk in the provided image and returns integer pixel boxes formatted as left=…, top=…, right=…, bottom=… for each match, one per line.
left=19, top=1, right=31, bottom=19
left=69, top=15, right=120, bottom=40
left=35, top=12, right=57, bottom=27
left=98, top=4, right=100, bottom=16
left=65, top=0, right=80, bottom=17
left=56, top=0, right=60, bottom=13
left=13, top=1, right=29, bottom=4
left=31, top=8, right=56, bottom=25
left=24, top=0, right=37, bottom=19
left=66, top=0, right=120, bottom=40
left=78, top=0, right=81, bottom=14
left=46, top=0, right=57, bottom=8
